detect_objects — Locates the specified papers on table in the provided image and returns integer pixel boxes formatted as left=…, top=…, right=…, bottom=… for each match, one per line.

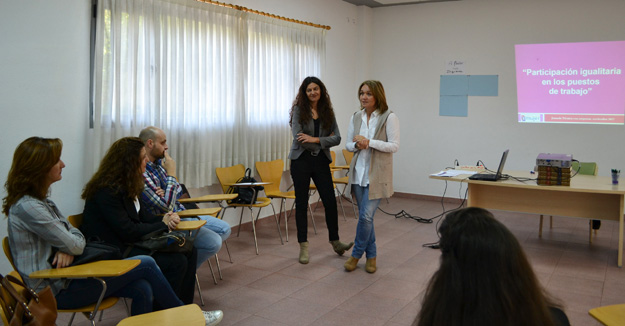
left=431, top=169, right=478, bottom=177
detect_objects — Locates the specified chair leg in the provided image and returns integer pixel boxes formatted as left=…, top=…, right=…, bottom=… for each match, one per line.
left=207, top=260, right=217, bottom=285
left=272, top=208, right=284, bottom=246
left=539, top=215, right=544, bottom=238
left=123, top=298, right=130, bottom=316
left=68, top=313, right=77, bottom=326
left=248, top=207, right=260, bottom=255
left=267, top=201, right=285, bottom=246
left=336, top=187, right=347, bottom=221
left=224, top=240, right=233, bottom=263
left=195, top=274, right=205, bottom=306
left=286, top=201, right=296, bottom=242
left=350, top=193, right=357, bottom=218
left=589, top=221, right=593, bottom=244
left=236, top=208, right=244, bottom=237
left=214, top=254, right=223, bottom=280
left=279, top=198, right=288, bottom=242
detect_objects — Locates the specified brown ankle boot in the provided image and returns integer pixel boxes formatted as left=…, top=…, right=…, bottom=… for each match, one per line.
left=330, top=240, right=354, bottom=256
left=299, top=242, right=309, bottom=264
left=365, top=257, right=377, bottom=273
left=344, top=256, right=359, bottom=272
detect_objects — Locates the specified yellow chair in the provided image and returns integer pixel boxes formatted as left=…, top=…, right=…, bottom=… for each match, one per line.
left=117, top=304, right=206, bottom=326
left=330, top=151, right=350, bottom=220
left=256, top=159, right=319, bottom=242
left=342, top=149, right=354, bottom=166
left=589, top=303, right=625, bottom=326
left=539, top=161, right=599, bottom=242
left=216, top=164, right=283, bottom=255
left=3, top=235, right=126, bottom=326
left=179, top=194, right=237, bottom=264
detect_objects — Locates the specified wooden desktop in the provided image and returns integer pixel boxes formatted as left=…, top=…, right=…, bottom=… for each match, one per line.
left=430, top=170, right=625, bottom=267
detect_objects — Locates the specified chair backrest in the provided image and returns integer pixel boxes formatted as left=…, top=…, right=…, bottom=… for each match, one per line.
left=215, top=164, right=246, bottom=194
left=330, top=151, right=336, bottom=167
left=342, top=149, right=354, bottom=166
left=255, top=160, right=284, bottom=193
left=67, top=214, right=83, bottom=228
left=2, top=237, right=17, bottom=271
left=572, top=161, right=598, bottom=176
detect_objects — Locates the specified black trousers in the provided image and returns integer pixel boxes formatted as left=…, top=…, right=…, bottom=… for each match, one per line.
left=290, top=151, right=339, bottom=243
left=129, top=246, right=197, bottom=305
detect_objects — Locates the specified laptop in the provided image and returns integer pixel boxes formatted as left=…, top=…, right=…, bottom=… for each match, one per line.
left=469, top=149, right=509, bottom=181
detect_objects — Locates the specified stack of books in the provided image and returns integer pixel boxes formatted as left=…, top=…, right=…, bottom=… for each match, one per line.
left=536, top=165, right=571, bottom=186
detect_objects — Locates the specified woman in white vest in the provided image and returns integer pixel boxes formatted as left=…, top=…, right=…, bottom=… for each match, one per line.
left=344, top=80, right=400, bottom=273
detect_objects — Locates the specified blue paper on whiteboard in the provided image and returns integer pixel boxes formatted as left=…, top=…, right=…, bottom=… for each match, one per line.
left=440, top=95, right=468, bottom=117
left=468, top=75, right=498, bottom=96
left=440, top=75, right=468, bottom=96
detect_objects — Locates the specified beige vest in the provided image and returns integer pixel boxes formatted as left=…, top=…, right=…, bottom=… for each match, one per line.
left=348, top=109, right=394, bottom=200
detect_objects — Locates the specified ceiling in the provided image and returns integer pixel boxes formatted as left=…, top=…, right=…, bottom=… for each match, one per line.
left=341, top=0, right=460, bottom=8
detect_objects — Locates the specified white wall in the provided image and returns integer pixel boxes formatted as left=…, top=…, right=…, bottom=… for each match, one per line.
left=0, top=1, right=92, bottom=274
left=369, top=0, right=625, bottom=197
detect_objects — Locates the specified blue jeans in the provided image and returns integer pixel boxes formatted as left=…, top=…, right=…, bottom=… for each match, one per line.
left=351, top=185, right=381, bottom=259
left=55, top=256, right=184, bottom=316
left=186, top=215, right=231, bottom=270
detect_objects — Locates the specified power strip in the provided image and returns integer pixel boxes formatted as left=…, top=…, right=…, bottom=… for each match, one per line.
left=456, top=165, right=485, bottom=171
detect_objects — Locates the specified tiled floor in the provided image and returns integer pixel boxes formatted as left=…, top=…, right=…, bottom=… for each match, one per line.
left=58, top=196, right=624, bottom=325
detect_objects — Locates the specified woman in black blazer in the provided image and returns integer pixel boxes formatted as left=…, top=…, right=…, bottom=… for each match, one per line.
left=288, top=76, right=353, bottom=264
left=81, top=137, right=197, bottom=304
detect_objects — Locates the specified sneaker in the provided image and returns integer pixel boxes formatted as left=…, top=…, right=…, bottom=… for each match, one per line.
left=202, top=310, right=223, bottom=326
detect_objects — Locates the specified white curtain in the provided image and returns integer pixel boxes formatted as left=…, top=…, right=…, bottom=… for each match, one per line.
left=92, top=0, right=325, bottom=187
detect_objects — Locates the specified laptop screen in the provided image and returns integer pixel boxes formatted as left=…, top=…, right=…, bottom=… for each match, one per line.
left=495, top=150, right=510, bottom=177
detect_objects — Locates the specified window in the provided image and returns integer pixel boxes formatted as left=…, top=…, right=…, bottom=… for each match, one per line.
left=92, top=0, right=325, bottom=186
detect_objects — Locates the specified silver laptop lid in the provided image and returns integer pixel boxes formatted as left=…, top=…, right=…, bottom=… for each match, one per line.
left=495, top=150, right=509, bottom=178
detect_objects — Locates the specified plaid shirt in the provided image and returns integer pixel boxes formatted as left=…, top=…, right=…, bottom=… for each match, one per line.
left=140, top=160, right=185, bottom=215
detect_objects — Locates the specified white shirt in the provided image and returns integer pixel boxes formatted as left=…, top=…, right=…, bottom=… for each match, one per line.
left=346, top=110, right=400, bottom=186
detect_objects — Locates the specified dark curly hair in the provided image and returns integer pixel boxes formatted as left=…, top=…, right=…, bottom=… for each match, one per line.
left=82, top=137, right=146, bottom=200
left=289, top=76, right=335, bottom=128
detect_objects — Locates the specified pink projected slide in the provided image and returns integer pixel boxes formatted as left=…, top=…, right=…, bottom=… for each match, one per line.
left=515, top=41, right=625, bottom=124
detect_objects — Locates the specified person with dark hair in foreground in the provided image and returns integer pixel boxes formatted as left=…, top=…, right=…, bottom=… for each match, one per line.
left=414, top=207, right=570, bottom=326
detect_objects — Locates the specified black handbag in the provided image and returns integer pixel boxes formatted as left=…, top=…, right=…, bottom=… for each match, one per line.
left=227, top=168, right=264, bottom=204
left=48, top=240, right=122, bottom=267
left=123, top=230, right=194, bottom=258
left=0, top=273, right=57, bottom=326
left=71, top=241, right=122, bottom=266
